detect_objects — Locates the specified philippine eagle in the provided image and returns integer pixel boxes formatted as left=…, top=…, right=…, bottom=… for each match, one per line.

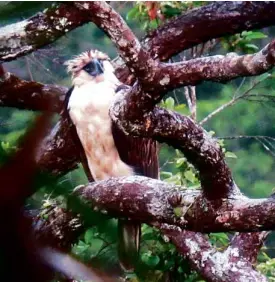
left=63, top=50, right=158, bottom=271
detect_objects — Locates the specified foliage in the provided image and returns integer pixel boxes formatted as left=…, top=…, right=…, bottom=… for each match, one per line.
left=127, top=1, right=206, bottom=31
left=221, top=30, right=268, bottom=53
left=0, top=1, right=275, bottom=281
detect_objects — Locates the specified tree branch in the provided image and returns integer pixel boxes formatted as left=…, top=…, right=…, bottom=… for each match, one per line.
left=146, top=2, right=275, bottom=60
left=115, top=2, right=275, bottom=82
left=230, top=232, right=270, bottom=265
left=162, top=226, right=267, bottom=282
left=74, top=1, right=157, bottom=88
left=30, top=204, right=83, bottom=252
left=156, top=41, right=275, bottom=91
left=0, top=71, right=66, bottom=112
left=37, top=117, right=79, bottom=175
left=111, top=103, right=233, bottom=198
left=73, top=176, right=275, bottom=233
left=0, top=3, right=90, bottom=62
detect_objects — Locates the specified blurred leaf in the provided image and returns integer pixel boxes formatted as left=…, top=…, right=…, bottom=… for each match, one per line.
left=242, top=31, right=267, bottom=40
left=225, top=152, right=237, bottom=159
left=84, top=228, right=94, bottom=244
left=184, top=170, right=196, bottom=183
left=173, top=207, right=182, bottom=218
left=126, top=5, right=139, bottom=20
left=141, top=252, right=160, bottom=268
left=244, top=43, right=259, bottom=51
left=165, top=97, right=175, bottom=110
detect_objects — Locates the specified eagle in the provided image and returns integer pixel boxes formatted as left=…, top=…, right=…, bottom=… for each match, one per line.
left=63, top=50, right=159, bottom=271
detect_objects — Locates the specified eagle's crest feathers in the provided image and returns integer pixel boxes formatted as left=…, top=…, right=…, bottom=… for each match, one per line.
left=64, top=50, right=110, bottom=75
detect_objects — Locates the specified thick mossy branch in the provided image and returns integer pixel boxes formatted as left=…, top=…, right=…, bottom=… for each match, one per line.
left=0, top=2, right=272, bottom=280
left=0, top=2, right=275, bottom=65
left=111, top=102, right=234, bottom=198
left=145, top=2, right=275, bottom=61
left=0, top=71, right=66, bottom=112
left=162, top=227, right=267, bottom=282
left=74, top=1, right=157, bottom=86
left=74, top=176, right=275, bottom=233
left=157, top=40, right=275, bottom=90
left=0, top=3, right=90, bottom=62
left=116, top=1, right=275, bottom=82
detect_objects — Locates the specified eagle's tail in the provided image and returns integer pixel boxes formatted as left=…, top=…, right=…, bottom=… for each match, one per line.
left=118, top=219, right=141, bottom=272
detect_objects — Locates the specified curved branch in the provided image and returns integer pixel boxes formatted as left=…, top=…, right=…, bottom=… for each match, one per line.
left=111, top=103, right=233, bottom=198
left=230, top=232, right=270, bottom=265
left=74, top=176, right=275, bottom=233
left=145, top=2, right=275, bottom=61
left=115, top=2, right=275, bottom=82
left=0, top=71, right=66, bottom=112
left=157, top=40, right=275, bottom=90
left=162, top=227, right=267, bottom=282
left=0, top=3, right=90, bottom=62
left=74, top=1, right=157, bottom=87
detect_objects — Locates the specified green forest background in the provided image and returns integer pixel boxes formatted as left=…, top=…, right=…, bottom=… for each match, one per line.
left=1, top=2, right=275, bottom=281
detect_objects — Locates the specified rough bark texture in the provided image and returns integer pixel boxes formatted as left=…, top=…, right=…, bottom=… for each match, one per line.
left=0, top=3, right=90, bottom=62
left=115, top=1, right=275, bottom=82
left=157, top=40, right=275, bottom=90
left=0, top=71, right=66, bottom=112
left=74, top=176, right=275, bottom=232
left=31, top=205, right=83, bottom=252
left=0, top=1, right=274, bottom=281
left=162, top=227, right=267, bottom=282
left=111, top=105, right=233, bottom=199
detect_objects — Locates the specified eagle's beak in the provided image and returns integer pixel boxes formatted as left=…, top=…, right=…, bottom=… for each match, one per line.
left=93, top=59, right=104, bottom=76
left=84, top=59, right=104, bottom=76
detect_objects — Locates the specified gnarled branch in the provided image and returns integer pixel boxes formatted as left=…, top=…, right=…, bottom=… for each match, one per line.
left=0, top=3, right=90, bottom=62
left=162, top=226, right=267, bottom=282
left=0, top=71, right=66, bottom=112
left=111, top=103, right=233, bottom=198
left=157, top=40, right=275, bottom=90
left=74, top=176, right=275, bottom=233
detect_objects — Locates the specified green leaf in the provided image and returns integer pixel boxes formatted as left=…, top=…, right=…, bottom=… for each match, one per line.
left=84, top=228, right=94, bottom=244
left=162, top=5, right=182, bottom=17
left=141, top=253, right=160, bottom=268
left=175, top=157, right=186, bottom=168
left=160, top=171, right=173, bottom=178
left=165, top=97, right=175, bottom=110
left=72, top=240, right=89, bottom=255
left=126, top=5, right=139, bottom=20
left=142, top=232, right=157, bottom=241
left=174, top=104, right=186, bottom=113
left=242, top=31, right=267, bottom=40
left=225, top=152, right=237, bottom=159
left=163, top=174, right=181, bottom=185
left=184, top=170, right=196, bottom=183
left=88, top=238, right=104, bottom=256
left=244, top=43, right=259, bottom=51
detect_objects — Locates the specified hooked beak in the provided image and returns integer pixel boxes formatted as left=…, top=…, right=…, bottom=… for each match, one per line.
left=83, top=59, right=104, bottom=76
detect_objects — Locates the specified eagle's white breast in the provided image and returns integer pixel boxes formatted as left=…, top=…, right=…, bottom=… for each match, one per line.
left=68, top=80, right=133, bottom=180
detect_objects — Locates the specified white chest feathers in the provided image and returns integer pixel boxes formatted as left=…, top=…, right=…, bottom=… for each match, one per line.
left=68, top=81, right=133, bottom=180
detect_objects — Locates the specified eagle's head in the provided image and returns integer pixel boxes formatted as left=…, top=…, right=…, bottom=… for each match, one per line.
left=65, top=50, right=117, bottom=86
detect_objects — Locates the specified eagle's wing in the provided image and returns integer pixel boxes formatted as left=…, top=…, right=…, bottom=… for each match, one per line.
left=112, top=85, right=159, bottom=179
left=62, top=87, right=94, bottom=182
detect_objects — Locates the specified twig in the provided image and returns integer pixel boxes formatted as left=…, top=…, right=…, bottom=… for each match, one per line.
left=199, top=75, right=270, bottom=125
left=25, top=57, right=33, bottom=81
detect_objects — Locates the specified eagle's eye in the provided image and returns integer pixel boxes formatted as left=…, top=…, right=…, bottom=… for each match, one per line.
left=83, top=59, right=104, bottom=77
